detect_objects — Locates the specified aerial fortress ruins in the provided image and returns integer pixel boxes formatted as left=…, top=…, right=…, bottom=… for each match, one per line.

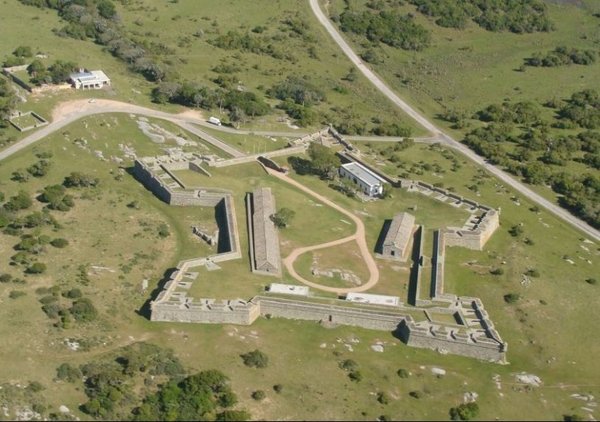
left=133, top=128, right=507, bottom=363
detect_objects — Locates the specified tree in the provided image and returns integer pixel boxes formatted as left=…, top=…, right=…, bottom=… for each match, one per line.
left=307, top=143, right=340, bottom=179
left=240, top=349, right=269, bottom=368
left=270, top=208, right=295, bottom=228
left=449, top=402, right=479, bottom=421
left=69, top=298, right=98, bottom=322
left=47, top=60, right=78, bottom=84
left=63, top=172, right=99, bottom=188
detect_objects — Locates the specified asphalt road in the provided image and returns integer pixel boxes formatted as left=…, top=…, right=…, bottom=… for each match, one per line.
left=309, top=0, right=600, bottom=242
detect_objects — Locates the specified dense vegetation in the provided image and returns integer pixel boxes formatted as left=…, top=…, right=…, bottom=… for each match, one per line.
left=0, top=77, right=18, bottom=121
left=408, top=0, right=554, bottom=33
left=338, top=9, right=431, bottom=51
left=525, top=46, right=597, bottom=67
left=457, top=89, right=600, bottom=228
left=53, top=342, right=250, bottom=420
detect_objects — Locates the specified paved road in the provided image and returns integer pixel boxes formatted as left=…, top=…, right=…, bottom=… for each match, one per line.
left=309, top=0, right=600, bottom=242
left=266, top=167, right=380, bottom=294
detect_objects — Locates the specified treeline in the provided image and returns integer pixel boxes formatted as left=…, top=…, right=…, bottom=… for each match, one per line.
left=458, top=90, right=600, bottom=227
left=526, top=46, right=597, bottom=67
left=409, top=0, right=554, bottom=33
left=151, top=81, right=270, bottom=125
left=338, top=10, right=431, bottom=51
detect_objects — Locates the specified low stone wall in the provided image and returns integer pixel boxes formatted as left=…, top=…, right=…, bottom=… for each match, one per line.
left=152, top=299, right=260, bottom=324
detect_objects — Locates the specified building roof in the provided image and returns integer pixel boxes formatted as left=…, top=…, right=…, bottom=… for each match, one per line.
left=341, top=162, right=385, bottom=187
left=383, top=212, right=415, bottom=250
left=346, top=292, right=400, bottom=306
left=252, top=188, right=281, bottom=271
left=70, top=70, right=110, bottom=84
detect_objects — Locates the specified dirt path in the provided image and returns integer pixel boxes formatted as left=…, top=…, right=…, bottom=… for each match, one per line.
left=266, top=168, right=379, bottom=294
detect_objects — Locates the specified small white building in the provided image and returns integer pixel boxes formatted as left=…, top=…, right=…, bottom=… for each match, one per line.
left=69, top=70, right=111, bottom=89
left=346, top=292, right=400, bottom=307
left=339, top=162, right=386, bottom=197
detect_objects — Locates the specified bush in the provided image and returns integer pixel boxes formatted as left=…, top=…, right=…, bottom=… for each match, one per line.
left=56, top=363, right=82, bottom=382
left=409, top=390, right=422, bottom=399
left=585, top=278, right=597, bottom=285
left=450, top=402, right=479, bottom=421
left=216, top=410, right=251, bottom=421
left=69, top=298, right=98, bottom=322
left=157, top=223, right=170, bottom=238
left=63, top=288, right=82, bottom=299
left=251, top=390, right=266, bottom=401
left=339, top=359, right=358, bottom=372
left=273, top=384, right=283, bottom=393
left=397, top=368, right=409, bottom=378
left=490, top=267, right=504, bottom=276
left=270, top=208, right=296, bottom=228
left=348, top=370, right=362, bottom=382
left=50, top=238, right=69, bottom=248
left=9, top=290, right=26, bottom=299
left=26, top=262, right=47, bottom=274
left=526, top=269, right=540, bottom=278
left=377, top=391, right=389, bottom=405
left=503, top=293, right=521, bottom=304
left=0, top=273, right=13, bottom=283
left=240, top=349, right=269, bottom=368
left=27, top=381, right=44, bottom=392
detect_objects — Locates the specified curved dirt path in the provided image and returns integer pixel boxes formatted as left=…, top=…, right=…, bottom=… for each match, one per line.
left=309, top=0, right=600, bottom=242
left=265, top=167, right=379, bottom=294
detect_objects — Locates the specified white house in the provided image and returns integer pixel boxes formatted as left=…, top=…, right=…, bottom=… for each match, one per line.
left=69, top=70, right=111, bottom=89
left=339, top=162, right=386, bottom=197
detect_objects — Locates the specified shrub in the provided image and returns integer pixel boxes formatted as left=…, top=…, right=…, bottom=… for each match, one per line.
left=449, top=402, right=479, bottom=421
left=241, top=349, right=269, bottom=368
left=0, top=273, right=13, bottom=283
left=409, top=390, right=422, bottom=399
left=490, top=267, right=504, bottom=276
left=377, top=391, right=389, bottom=405
left=50, top=238, right=69, bottom=248
left=9, top=290, right=26, bottom=299
left=26, top=262, right=47, bottom=274
left=526, top=269, right=540, bottom=278
left=63, top=288, right=82, bottom=299
left=585, top=278, right=597, bottom=285
left=273, top=384, right=283, bottom=393
left=397, top=368, right=409, bottom=378
left=251, top=390, right=266, bottom=401
left=56, top=363, right=82, bottom=382
left=69, top=298, right=98, bottom=322
left=157, top=223, right=170, bottom=238
left=503, top=293, right=521, bottom=304
left=39, top=295, right=58, bottom=305
left=339, top=359, right=358, bottom=372
left=216, top=410, right=251, bottom=421
left=348, top=370, right=362, bottom=382
left=27, top=381, right=44, bottom=392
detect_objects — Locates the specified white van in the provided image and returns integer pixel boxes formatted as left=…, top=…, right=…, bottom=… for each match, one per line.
left=208, top=116, right=221, bottom=126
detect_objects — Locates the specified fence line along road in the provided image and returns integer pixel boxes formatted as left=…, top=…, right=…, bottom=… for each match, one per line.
left=308, top=0, right=600, bottom=242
